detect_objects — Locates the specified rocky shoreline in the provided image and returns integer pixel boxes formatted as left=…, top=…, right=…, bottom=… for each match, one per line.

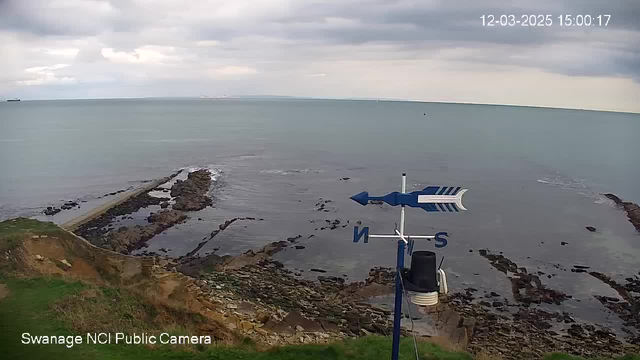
left=140, top=238, right=640, bottom=357
left=442, top=249, right=640, bottom=359
left=62, top=172, right=640, bottom=357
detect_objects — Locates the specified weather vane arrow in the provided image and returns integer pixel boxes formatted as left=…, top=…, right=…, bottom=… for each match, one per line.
left=350, top=186, right=468, bottom=212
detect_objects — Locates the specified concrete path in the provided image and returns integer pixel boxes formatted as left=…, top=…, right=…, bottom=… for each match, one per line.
left=61, top=178, right=168, bottom=231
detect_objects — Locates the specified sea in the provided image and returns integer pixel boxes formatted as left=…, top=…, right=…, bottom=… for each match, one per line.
left=1, top=98, right=639, bottom=331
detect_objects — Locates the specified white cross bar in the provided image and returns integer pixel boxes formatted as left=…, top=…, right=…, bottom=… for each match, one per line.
left=368, top=234, right=435, bottom=239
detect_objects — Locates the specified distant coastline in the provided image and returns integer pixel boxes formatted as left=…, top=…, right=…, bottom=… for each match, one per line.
left=3, top=96, right=638, bottom=115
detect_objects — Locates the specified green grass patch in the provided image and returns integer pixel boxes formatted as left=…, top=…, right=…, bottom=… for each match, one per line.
left=0, top=218, right=66, bottom=253
left=52, top=285, right=208, bottom=335
left=0, top=217, right=61, bottom=237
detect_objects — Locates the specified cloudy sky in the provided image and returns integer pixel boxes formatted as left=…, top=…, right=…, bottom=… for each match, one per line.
left=1, top=0, right=639, bottom=112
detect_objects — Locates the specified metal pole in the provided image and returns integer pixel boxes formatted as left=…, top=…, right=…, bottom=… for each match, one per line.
left=400, top=173, right=406, bottom=236
left=391, top=239, right=405, bottom=360
left=391, top=173, right=407, bottom=360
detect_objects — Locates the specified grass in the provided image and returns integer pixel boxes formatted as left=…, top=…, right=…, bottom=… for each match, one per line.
left=52, top=285, right=209, bottom=335
left=0, top=218, right=64, bottom=253
left=0, top=217, right=61, bottom=238
left=0, top=275, right=472, bottom=360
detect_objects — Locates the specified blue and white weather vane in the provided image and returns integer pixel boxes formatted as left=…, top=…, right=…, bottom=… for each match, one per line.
left=349, top=173, right=468, bottom=360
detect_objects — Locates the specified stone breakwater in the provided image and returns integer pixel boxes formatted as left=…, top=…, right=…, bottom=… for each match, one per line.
left=75, top=169, right=214, bottom=253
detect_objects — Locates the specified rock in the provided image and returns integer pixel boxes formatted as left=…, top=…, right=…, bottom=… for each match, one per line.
left=318, top=276, right=345, bottom=285
left=35, top=254, right=44, bottom=261
left=148, top=210, right=187, bottom=226
left=201, top=300, right=217, bottom=311
left=171, top=170, right=213, bottom=211
left=264, top=319, right=294, bottom=334
left=490, top=291, right=500, bottom=297
left=240, top=321, right=254, bottom=331
left=480, top=249, right=570, bottom=305
left=256, top=311, right=271, bottom=324
left=478, top=250, right=518, bottom=274
left=284, top=311, right=324, bottom=332
left=227, top=304, right=238, bottom=310
left=294, top=245, right=305, bottom=250
left=319, top=320, right=340, bottom=332
left=160, top=202, right=169, bottom=209
left=237, top=302, right=256, bottom=315
left=586, top=226, right=597, bottom=232
left=295, top=325, right=305, bottom=332
left=60, top=259, right=72, bottom=268
left=604, top=194, right=640, bottom=232
left=310, top=268, right=327, bottom=273
left=561, top=241, right=568, bottom=246
left=568, top=324, right=585, bottom=337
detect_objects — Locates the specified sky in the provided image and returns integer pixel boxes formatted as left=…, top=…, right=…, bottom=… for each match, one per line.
left=1, top=0, right=639, bottom=113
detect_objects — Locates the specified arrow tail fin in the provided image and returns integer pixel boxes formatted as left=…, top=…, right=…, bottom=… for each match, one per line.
left=454, top=189, right=467, bottom=210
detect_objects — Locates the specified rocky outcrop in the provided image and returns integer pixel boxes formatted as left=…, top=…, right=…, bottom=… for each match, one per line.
left=75, top=192, right=168, bottom=244
left=191, top=261, right=395, bottom=339
left=448, top=288, right=635, bottom=359
left=171, top=170, right=213, bottom=211
left=605, top=193, right=640, bottom=232
left=107, top=210, right=187, bottom=253
left=43, top=201, right=80, bottom=216
left=478, top=249, right=570, bottom=305
left=148, top=210, right=187, bottom=225
left=74, top=170, right=215, bottom=253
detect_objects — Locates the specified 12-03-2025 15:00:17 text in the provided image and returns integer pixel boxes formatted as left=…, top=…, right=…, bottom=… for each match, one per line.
left=481, top=14, right=611, bottom=27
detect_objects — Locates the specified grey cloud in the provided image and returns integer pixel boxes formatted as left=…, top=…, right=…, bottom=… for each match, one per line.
left=1, top=0, right=639, bottom=103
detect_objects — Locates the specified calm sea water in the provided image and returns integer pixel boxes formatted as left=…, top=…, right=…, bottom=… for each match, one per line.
left=1, top=99, right=639, bottom=328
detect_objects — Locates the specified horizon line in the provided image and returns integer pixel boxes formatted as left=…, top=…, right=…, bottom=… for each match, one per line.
left=3, top=95, right=638, bottom=115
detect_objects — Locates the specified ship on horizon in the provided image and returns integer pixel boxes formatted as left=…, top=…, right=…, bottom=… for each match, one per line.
left=6, top=98, right=20, bottom=102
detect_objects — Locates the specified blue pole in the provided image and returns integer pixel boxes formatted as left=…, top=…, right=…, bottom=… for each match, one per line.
left=391, top=239, right=405, bottom=360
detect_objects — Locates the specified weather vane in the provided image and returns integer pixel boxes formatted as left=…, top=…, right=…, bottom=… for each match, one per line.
left=350, top=173, right=468, bottom=360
